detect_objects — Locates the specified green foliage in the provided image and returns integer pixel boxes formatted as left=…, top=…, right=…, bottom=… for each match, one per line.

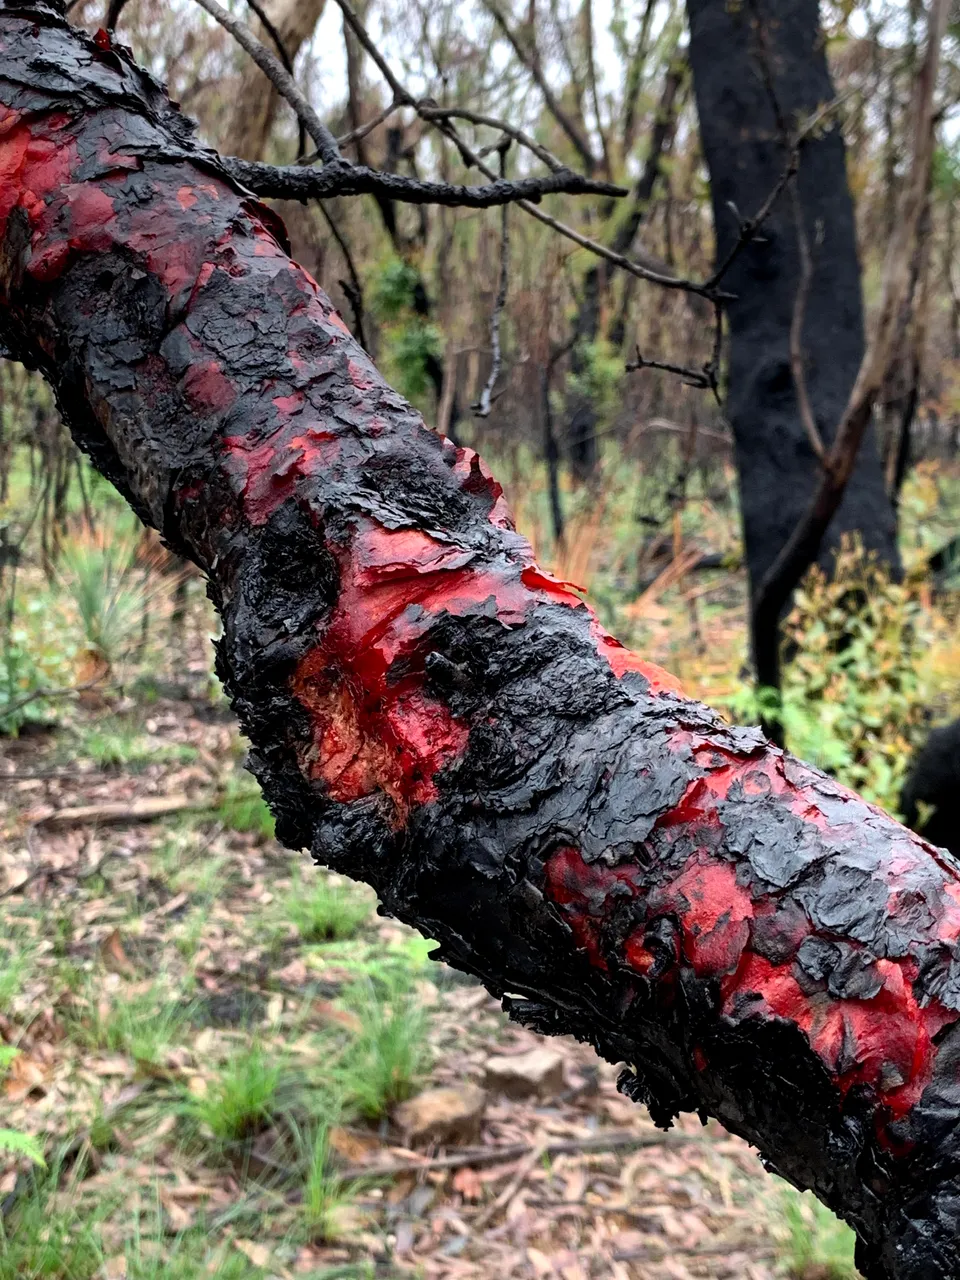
left=126, top=1240, right=263, bottom=1280
left=66, top=982, right=192, bottom=1068
left=297, top=1120, right=352, bottom=1242
left=388, top=321, right=443, bottom=403
left=0, top=594, right=76, bottom=735
left=370, top=257, right=420, bottom=320
left=566, top=339, right=624, bottom=430
left=286, top=874, right=372, bottom=944
left=216, top=772, right=275, bottom=840
left=0, top=946, right=30, bottom=1013
left=184, top=1043, right=282, bottom=1143
left=339, top=972, right=431, bottom=1120
left=369, top=256, right=442, bottom=406
left=724, top=537, right=931, bottom=813
left=931, top=143, right=960, bottom=197
left=778, top=1185, right=859, bottom=1279
left=69, top=716, right=197, bottom=771
left=56, top=526, right=150, bottom=670
left=0, top=1128, right=45, bottom=1168
left=0, top=1164, right=105, bottom=1279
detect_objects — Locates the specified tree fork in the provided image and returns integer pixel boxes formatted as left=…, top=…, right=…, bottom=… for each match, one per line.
left=1, top=5, right=960, bottom=1275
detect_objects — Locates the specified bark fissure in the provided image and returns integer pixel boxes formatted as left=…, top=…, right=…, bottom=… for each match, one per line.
left=2, top=6, right=960, bottom=1275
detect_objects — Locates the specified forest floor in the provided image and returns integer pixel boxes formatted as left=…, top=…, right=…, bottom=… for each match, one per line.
left=0, top=609, right=858, bottom=1280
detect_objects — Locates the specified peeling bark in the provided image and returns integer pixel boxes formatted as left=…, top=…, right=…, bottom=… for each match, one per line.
left=3, top=5, right=960, bottom=1274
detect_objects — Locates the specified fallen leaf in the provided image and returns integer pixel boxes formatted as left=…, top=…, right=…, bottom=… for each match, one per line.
left=4, top=1053, right=47, bottom=1101
left=452, top=1166, right=482, bottom=1202
left=327, top=1126, right=377, bottom=1163
left=313, top=1000, right=362, bottom=1034
left=100, top=928, right=135, bottom=976
left=233, top=1239, right=271, bottom=1267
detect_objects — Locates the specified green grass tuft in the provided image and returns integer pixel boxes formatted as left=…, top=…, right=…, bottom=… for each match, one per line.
left=183, top=1043, right=282, bottom=1143
left=339, top=973, right=431, bottom=1120
left=287, top=875, right=371, bottom=944
left=778, top=1184, right=860, bottom=1279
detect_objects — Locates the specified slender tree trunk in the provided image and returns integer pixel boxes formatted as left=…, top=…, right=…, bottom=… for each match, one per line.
left=3, top=7, right=960, bottom=1275
left=224, top=0, right=326, bottom=160
left=566, top=53, right=685, bottom=475
left=687, top=0, right=900, bottom=619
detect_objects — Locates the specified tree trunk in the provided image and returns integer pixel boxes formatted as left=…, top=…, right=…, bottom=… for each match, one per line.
left=224, top=0, right=326, bottom=161
left=566, top=53, right=684, bottom=474
left=687, top=0, right=900, bottom=611
left=2, top=6, right=960, bottom=1275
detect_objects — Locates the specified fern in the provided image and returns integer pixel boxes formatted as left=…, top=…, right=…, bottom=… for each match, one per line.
left=0, top=1128, right=46, bottom=1167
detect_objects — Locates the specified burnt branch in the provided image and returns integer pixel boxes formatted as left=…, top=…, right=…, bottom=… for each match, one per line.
left=220, top=156, right=627, bottom=207
left=3, top=7, right=960, bottom=1274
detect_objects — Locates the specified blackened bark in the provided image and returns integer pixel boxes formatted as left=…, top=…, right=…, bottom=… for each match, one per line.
left=2, top=6, right=960, bottom=1275
left=687, top=0, right=900, bottom=605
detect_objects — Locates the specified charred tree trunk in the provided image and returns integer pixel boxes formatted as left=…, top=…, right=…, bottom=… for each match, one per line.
left=687, top=0, right=900, bottom=625
left=2, top=6, right=960, bottom=1275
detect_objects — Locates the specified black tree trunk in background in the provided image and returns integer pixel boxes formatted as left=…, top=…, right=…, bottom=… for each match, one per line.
left=687, top=0, right=901, bottom=617
left=4, top=5, right=960, bottom=1276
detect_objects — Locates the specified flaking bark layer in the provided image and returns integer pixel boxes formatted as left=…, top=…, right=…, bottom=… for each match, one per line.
left=0, top=5, right=958, bottom=1273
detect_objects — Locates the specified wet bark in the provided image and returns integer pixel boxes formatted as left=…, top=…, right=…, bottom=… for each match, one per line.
left=687, top=0, right=900, bottom=604
left=2, top=5, right=960, bottom=1275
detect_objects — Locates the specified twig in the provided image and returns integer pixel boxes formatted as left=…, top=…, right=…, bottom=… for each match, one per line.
left=0, top=675, right=104, bottom=721
left=34, top=794, right=204, bottom=829
left=242, top=0, right=307, bottom=159
left=0, top=845, right=132, bottom=900
left=481, top=0, right=598, bottom=172
left=190, top=0, right=342, bottom=166
left=705, top=92, right=851, bottom=293
left=334, top=100, right=403, bottom=152
left=417, top=107, right=567, bottom=173
left=316, top=202, right=368, bottom=351
left=470, top=1140, right=545, bottom=1230
left=474, top=146, right=511, bottom=417
left=331, top=0, right=413, bottom=106
left=335, top=1126, right=699, bottom=1181
left=788, top=183, right=826, bottom=462
left=627, top=306, right=724, bottom=409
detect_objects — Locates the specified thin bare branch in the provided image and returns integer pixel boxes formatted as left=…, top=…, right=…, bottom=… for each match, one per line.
left=331, top=0, right=414, bottom=106
left=191, top=0, right=342, bottom=165
left=788, top=184, right=827, bottom=463
left=626, top=296, right=724, bottom=407
left=317, top=202, right=368, bottom=351
left=418, top=106, right=568, bottom=173
left=482, top=0, right=599, bottom=172
left=334, top=100, right=403, bottom=152
left=474, top=146, right=511, bottom=417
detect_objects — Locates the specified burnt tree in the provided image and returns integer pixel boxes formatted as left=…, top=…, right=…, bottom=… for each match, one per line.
left=2, top=4, right=960, bottom=1276
left=687, top=0, right=901, bottom=644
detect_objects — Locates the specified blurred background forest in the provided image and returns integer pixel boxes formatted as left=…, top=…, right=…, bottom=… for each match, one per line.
left=3, top=0, right=960, bottom=1277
